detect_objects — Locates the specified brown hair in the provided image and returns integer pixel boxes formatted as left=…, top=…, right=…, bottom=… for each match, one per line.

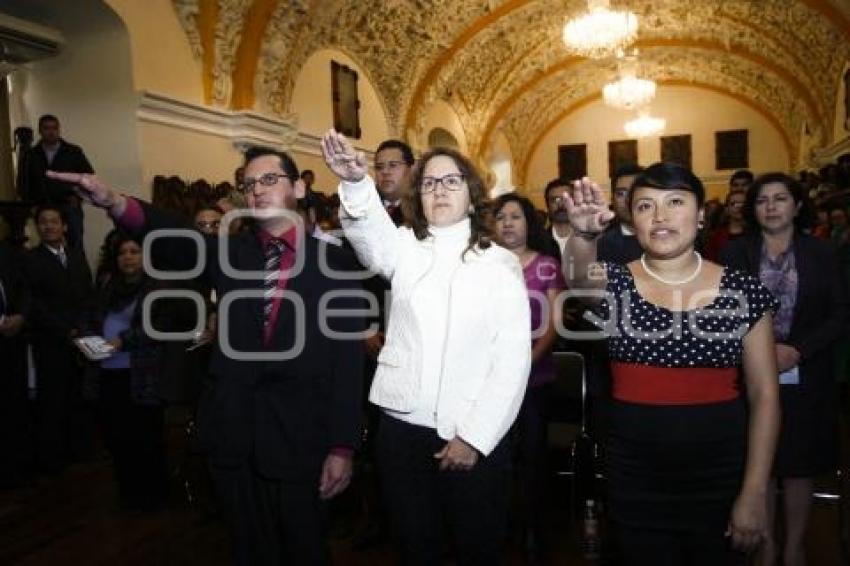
left=404, top=147, right=492, bottom=257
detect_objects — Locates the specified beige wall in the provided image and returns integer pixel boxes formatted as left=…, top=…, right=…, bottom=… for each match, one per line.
left=290, top=49, right=390, bottom=150
left=422, top=99, right=468, bottom=154
left=104, top=0, right=204, bottom=103
left=525, top=86, right=791, bottom=206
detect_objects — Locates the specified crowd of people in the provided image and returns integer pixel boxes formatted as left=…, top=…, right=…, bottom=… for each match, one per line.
left=0, top=114, right=848, bottom=566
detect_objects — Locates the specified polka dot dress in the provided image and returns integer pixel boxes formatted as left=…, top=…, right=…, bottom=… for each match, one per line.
left=597, top=262, right=779, bottom=535
left=598, top=262, right=778, bottom=369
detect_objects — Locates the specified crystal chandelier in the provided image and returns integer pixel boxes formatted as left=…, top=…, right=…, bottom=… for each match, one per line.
left=603, top=52, right=656, bottom=110
left=563, top=0, right=638, bottom=59
left=624, top=110, right=666, bottom=138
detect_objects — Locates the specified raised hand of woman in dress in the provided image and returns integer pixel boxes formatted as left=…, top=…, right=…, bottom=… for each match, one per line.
left=564, top=177, right=615, bottom=236
left=321, top=129, right=368, bottom=183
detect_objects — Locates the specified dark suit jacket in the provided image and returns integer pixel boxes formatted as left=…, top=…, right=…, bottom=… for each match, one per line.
left=22, top=243, right=93, bottom=342
left=597, top=222, right=643, bottom=265
left=19, top=139, right=93, bottom=204
left=133, top=201, right=365, bottom=481
left=719, top=232, right=848, bottom=384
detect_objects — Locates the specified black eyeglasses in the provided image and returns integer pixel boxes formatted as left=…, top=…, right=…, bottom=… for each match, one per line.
left=237, top=172, right=289, bottom=194
left=421, top=173, right=466, bottom=194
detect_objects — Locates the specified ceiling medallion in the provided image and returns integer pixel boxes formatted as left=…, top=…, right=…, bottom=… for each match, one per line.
left=563, top=0, right=638, bottom=59
left=603, top=51, right=656, bottom=110
left=624, top=110, right=666, bottom=138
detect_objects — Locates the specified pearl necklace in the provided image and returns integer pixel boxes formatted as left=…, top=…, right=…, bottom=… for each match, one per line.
left=640, top=251, right=703, bottom=286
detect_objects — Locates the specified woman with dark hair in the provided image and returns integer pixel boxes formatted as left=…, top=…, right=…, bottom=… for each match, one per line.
left=564, top=162, right=780, bottom=565
left=84, top=233, right=170, bottom=510
left=322, top=130, right=531, bottom=565
left=721, top=172, right=847, bottom=566
left=493, top=192, right=565, bottom=561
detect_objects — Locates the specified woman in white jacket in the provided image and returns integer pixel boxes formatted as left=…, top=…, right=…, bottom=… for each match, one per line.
left=322, top=130, right=531, bottom=565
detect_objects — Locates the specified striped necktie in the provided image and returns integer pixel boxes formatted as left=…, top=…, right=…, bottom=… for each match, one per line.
left=263, top=239, right=286, bottom=329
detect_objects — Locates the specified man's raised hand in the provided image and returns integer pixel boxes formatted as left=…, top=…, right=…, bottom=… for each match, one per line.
left=46, top=171, right=125, bottom=214
left=321, top=130, right=368, bottom=183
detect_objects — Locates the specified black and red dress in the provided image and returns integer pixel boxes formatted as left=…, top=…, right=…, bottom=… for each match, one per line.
left=597, top=263, right=777, bottom=537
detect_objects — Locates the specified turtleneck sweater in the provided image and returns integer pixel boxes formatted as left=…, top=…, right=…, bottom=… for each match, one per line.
left=386, top=218, right=471, bottom=428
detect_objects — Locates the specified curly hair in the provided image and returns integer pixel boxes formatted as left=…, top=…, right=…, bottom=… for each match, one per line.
left=404, top=147, right=492, bottom=257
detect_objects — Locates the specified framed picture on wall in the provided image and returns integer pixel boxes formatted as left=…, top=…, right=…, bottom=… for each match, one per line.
left=608, top=139, right=638, bottom=179
left=331, top=61, right=361, bottom=139
left=715, top=129, right=748, bottom=170
left=660, top=135, right=692, bottom=169
left=558, top=144, right=587, bottom=181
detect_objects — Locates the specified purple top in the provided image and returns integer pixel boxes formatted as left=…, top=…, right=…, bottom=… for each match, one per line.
left=524, top=254, right=566, bottom=387
left=101, top=299, right=136, bottom=369
left=759, top=243, right=797, bottom=342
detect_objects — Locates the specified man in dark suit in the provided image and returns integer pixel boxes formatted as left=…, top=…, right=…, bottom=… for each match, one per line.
left=597, top=164, right=644, bottom=265
left=22, top=205, right=94, bottom=472
left=50, top=147, right=365, bottom=565
left=0, top=242, right=31, bottom=486
left=19, top=115, right=94, bottom=249
left=541, top=177, right=574, bottom=261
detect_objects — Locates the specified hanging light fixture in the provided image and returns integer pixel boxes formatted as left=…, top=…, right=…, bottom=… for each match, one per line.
left=624, top=109, right=666, bottom=138
left=603, top=51, right=656, bottom=110
left=563, top=0, right=638, bottom=59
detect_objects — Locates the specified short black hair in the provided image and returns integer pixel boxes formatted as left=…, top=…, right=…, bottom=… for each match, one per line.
left=34, top=204, right=68, bottom=224
left=543, top=177, right=573, bottom=203
left=744, top=172, right=813, bottom=231
left=729, top=169, right=754, bottom=186
left=300, top=169, right=314, bottom=178
left=243, top=146, right=299, bottom=181
left=38, top=114, right=59, bottom=129
left=630, top=162, right=705, bottom=209
left=611, top=163, right=645, bottom=190
left=375, top=139, right=414, bottom=166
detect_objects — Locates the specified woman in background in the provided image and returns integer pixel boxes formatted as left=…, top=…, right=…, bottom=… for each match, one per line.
left=494, top=192, right=565, bottom=562
left=721, top=173, right=847, bottom=566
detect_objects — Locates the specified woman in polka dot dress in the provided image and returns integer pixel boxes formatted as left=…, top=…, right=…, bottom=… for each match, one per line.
left=562, top=163, right=781, bottom=565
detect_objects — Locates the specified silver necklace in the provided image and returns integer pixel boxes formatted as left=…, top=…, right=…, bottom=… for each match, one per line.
left=640, top=251, right=703, bottom=285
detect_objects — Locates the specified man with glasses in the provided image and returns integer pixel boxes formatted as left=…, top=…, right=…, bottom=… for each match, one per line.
left=352, top=138, right=415, bottom=549
left=48, top=147, right=365, bottom=566
left=542, top=177, right=575, bottom=259
left=373, top=139, right=414, bottom=226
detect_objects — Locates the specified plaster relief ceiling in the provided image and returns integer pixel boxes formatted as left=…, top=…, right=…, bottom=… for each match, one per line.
left=173, top=0, right=850, bottom=175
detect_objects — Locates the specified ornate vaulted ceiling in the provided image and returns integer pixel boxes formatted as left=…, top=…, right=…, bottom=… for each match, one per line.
left=172, top=0, right=850, bottom=176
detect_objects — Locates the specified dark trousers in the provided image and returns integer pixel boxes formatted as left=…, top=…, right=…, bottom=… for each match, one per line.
left=210, top=464, right=330, bottom=566
left=615, top=524, right=745, bottom=566
left=0, top=338, right=31, bottom=484
left=100, top=369, right=168, bottom=508
left=32, top=341, right=82, bottom=471
left=377, top=413, right=511, bottom=566
left=514, top=384, right=550, bottom=539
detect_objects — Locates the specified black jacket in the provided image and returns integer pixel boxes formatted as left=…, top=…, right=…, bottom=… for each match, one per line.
left=19, top=139, right=93, bottom=204
left=719, top=232, right=848, bottom=383
left=130, top=201, right=365, bottom=480
left=22, top=243, right=93, bottom=341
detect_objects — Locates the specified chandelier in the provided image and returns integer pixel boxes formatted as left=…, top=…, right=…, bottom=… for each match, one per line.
left=603, top=52, right=656, bottom=110
left=624, top=110, right=666, bottom=138
left=563, top=0, right=638, bottom=59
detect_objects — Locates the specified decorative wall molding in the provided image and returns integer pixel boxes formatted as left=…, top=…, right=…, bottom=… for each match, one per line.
left=291, top=131, right=375, bottom=161
left=812, top=136, right=850, bottom=166
left=136, top=91, right=298, bottom=151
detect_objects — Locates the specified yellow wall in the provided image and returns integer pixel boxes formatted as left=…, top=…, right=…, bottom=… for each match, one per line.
left=422, top=99, right=468, bottom=153
left=290, top=49, right=390, bottom=149
left=525, top=86, right=791, bottom=207
left=104, top=0, right=204, bottom=103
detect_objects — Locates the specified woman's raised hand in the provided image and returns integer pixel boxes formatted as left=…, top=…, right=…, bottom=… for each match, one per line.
left=321, top=129, right=368, bottom=183
left=565, top=177, right=615, bottom=235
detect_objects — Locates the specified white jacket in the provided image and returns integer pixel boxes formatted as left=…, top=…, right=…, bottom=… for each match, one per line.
left=339, top=176, right=531, bottom=456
